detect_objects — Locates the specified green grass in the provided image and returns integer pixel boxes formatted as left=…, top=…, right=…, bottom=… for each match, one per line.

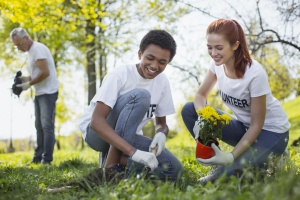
left=0, top=97, right=300, bottom=199
left=282, top=96, right=300, bottom=143
left=1, top=135, right=300, bottom=199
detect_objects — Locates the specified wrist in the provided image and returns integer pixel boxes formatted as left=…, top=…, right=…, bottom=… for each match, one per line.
left=230, top=152, right=235, bottom=161
left=130, top=148, right=138, bottom=157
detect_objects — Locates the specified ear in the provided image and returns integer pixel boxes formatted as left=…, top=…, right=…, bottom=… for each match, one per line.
left=138, top=50, right=142, bottom=60
left=233, top=41, right=240, bottom=50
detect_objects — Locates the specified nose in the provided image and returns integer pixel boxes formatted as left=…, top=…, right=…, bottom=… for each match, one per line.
left=211, top=49, right=218, bottom=56
left=150, top=60, right=159, bottom=69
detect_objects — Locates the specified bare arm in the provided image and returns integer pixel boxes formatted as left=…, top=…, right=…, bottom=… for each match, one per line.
left=29, top=59, right=50, bottom=85
left=231, top=95, right=266, bottom=158
left=155, top=116, right=168, bottom=135
left=194, top=70, right=217, bottom=111
left=90, top=102, right=136, bottom=157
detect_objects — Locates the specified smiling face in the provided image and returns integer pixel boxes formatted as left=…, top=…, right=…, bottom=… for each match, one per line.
left=137, top=44, right=171, bottom=79
left=206, top=33, right=239, bottom=68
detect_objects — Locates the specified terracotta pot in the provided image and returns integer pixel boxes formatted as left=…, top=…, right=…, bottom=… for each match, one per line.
left=196, top=140, right=215, bottom=159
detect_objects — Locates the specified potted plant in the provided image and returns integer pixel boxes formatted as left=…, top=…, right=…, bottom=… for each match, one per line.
left=195, top=106, right=232, bottom=159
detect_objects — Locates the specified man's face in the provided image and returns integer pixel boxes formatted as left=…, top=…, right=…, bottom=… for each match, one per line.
left=137, top=44, right=171, bottom=79
left=12, top=35, right=28, bottom=52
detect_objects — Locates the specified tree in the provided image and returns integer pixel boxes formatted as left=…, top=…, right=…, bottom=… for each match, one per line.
left=255, top=47, right=295, bottom=100
left=172, top=0, right=299, bottom=96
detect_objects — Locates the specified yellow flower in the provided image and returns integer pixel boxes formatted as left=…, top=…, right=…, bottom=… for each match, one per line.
left=195, top=106, right=232, bottom=145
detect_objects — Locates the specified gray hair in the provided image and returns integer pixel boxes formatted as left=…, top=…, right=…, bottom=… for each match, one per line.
left=10, top=28, right=30, bottom=41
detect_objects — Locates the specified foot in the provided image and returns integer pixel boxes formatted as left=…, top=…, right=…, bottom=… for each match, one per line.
left=41, top=160, right=52, bottom=165
left=30, top=159, right=41, bottom=164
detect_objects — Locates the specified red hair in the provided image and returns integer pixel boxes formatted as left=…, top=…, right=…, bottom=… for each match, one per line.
left=206, top=19, right=252, bottom=78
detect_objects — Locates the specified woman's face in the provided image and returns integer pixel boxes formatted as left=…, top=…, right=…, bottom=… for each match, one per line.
left=206, top=33, right=239, bottom=68
left=137, top=44, right=170, bottom=79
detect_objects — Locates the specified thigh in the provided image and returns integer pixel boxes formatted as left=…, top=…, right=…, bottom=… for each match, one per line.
left=221, top=119, right=247, bottom=146
left=229, top=130, right=289, bottom=172
left=214, top=108, right=246, bottom=146
left=34, top=98, right=41, bottom=122
left=106, top=88, right=150, bottom=129
left=251, top=130, right=289, bottom=160
left=37, top=93, right=58, bottom=122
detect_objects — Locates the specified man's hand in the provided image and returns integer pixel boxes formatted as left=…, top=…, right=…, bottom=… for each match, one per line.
left=20, top=76, right=30, bottom=83
left=197, top=143, right=234, bottom=165
left=193, top=116, right=204, bottom=140
left=16, top=82, right=31, bottom=91
left=131, top=150, right=159, bottom=171
left=149, top=132, right=166, bottom=156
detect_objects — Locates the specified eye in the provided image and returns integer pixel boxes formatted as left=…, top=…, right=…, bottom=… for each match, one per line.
left=159, top=61, right=168, bottom=65
left=146, top=56, right=154, bottom=60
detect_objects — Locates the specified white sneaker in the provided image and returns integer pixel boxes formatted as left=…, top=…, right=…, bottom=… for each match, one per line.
left=198, top=165, right=223, bottom=185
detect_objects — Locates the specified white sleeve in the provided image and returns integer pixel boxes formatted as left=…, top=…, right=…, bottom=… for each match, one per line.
left=91, top=73, right=123, bottom=109
left=249, top=68, right=271, bottom=97
left=155, top=78, right=175, bottom=117
left=209, top=60, right=216, bottom=74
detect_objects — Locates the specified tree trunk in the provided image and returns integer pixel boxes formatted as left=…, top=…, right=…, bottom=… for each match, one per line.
left=86, top=20, right=96, bottom=104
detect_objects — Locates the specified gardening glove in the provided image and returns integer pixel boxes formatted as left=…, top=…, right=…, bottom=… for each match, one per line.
left=20, top=76, right=31, bottom=83
left=16, top=81, right=31, bottom=91
left=193, top=116, right=204, bottom=140
left=197, top=143, right=234, bottom=165
left=149, top=132, right=166, bottom=156
left=131, top=149, right=158, bottom=172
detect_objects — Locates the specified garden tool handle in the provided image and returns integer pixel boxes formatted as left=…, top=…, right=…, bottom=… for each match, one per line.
left=150, top=145, right=158, bottom=155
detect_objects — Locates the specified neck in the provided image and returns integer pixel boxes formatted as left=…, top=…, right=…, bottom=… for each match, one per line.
left=223, top=64, right=238, bottom=79
left=28, top=40, right=33, bottom=51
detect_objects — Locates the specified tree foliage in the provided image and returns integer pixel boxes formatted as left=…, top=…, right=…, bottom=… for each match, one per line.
left=255, top=47, right=296, bottom=100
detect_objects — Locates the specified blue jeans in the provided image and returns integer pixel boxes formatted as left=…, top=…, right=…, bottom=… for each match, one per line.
left=33, top=92, right=58, bottom=163
left=85, top=88, right=183, bottom=180
left=181, top=102, right=289, bottom=175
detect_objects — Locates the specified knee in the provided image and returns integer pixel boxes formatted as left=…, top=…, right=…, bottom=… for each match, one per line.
left=181, top=102, right=195, bottom=118
left=131, top=88, right=151, bottom=99
left=174, top=162, right=184, bottom=179
left=130, top=88, right=151, bottom=106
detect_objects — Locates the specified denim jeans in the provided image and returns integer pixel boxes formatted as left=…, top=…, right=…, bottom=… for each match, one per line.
left=85, top=88, right=183, bottom=180
left=33, top=92, right=58, bottom=163
left=181, top=102, right=289, bottom=176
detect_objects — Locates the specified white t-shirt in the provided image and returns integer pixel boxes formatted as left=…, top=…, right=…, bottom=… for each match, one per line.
left=78, top=64, right=175, bottom=139
left=28, top=41, right=59, bottom=96
left=210, top=59, right=290, bottom=133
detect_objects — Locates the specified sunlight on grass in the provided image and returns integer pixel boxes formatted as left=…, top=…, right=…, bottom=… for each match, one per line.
left=0, top=97, right=300, bottom=199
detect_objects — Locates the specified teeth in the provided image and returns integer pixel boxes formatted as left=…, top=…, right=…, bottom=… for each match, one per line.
left=147, top=67, right=157, bottom=74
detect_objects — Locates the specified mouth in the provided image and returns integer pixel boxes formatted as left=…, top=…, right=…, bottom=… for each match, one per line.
left=146, top=66, right=158, bottom=74
left=213, top=56, right=222, bottom=62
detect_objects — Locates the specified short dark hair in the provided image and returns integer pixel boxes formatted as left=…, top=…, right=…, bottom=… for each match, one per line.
left=139, top=30, right=177, bottom=62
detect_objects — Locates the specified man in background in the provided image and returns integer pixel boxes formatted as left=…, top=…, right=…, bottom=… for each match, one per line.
left=10, top=28, right=59, bottom=164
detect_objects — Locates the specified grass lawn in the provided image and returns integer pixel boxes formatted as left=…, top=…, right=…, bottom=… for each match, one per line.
left=0, top=97, right=299, bottom=199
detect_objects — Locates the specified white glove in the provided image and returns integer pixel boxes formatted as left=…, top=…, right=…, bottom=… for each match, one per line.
left=149, top=132, right=166, bottom=156
left=193, top=116, right=204, bottom=140
left=20, top=76, right=31, bottom=83
left=16, top=82, right=31, bottom=91
left=131, top=149, right=159, bottom=171
left=197, top=143, right=234, bottom=165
